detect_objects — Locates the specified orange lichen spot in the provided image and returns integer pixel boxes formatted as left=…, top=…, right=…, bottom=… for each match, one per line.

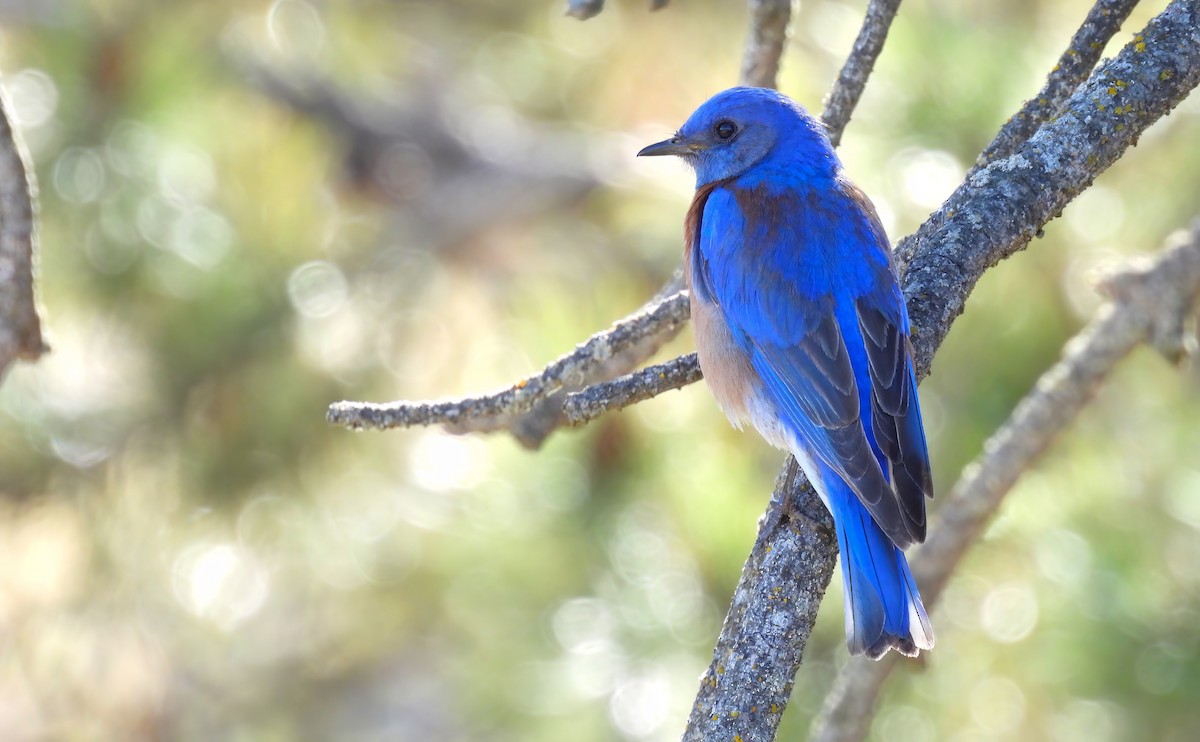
left=750, top=706, right=758, bottom=713
left=516, top=379, right=528, bottom=389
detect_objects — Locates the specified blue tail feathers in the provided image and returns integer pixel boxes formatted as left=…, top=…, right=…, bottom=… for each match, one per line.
left=821, top=462, right=934, bottom=659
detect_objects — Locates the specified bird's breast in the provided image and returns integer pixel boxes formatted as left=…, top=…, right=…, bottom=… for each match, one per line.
left=691, top=293, right=751, bottom=423
left=691, top=293, right=792, bottom=451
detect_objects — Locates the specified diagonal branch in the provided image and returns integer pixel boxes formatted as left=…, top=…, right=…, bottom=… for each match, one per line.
left=821, top=0, right=903, bottom=147
left=682, top=2, right=1200, bottom=739
left=0, top=80, right=47, bottom=381
left=898, top=0, right=1199, bottom=379
left=810, top=220, right=1200, bottom=742
left=973, top=0, right=1141, bottom=170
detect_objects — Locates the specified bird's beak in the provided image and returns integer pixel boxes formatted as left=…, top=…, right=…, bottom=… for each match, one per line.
left=637, top=136, right=702, bottom=157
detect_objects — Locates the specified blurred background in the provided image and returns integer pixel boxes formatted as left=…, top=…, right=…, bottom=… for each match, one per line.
left=0, top=0, right=1199, bottom=739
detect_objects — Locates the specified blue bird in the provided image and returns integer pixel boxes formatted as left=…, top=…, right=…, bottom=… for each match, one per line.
left=639, top=87, right=934, bottom=658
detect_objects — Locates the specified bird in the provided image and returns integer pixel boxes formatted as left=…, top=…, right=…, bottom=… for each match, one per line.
left=638, top=87, right=934, bottom=659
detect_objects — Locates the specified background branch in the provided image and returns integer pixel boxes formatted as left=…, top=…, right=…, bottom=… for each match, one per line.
left=0, top=80, right=46, bottom=380
left=821, top=0, right=903, bottom=147
left=740, top=0, right=797, bottom=89
left=810, top=219, right=1200, bottom=742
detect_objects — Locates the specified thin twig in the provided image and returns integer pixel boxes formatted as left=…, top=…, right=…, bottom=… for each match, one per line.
left=821, top=0, right=903, bottom=147
left=973, top=0, right=1141, bottom=170
left=740, top=0, right=797, bottom=88
left=683, top=3, right=1200, bottom=738
left=326, top=290, right=690, bottom=439
left=0, top=79, right=47, bottom=380
left=563, top=351, right=702, bottom=425
left=810, top=220, right=1200, bottom=742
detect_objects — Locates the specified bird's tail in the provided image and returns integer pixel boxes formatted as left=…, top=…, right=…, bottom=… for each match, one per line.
left=822, top=467, right=934, bottom=659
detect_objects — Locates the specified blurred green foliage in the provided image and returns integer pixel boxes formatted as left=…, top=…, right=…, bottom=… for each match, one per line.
left=0, top=0, right=1199, bottom=739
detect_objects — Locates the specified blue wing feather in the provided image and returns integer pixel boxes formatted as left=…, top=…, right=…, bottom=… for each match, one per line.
left=696, top=177, right=931, bottom=548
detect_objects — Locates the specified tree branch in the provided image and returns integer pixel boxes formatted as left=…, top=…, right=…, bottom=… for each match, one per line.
left=0, top=79, right=47, bottom=380
left=898, top=0, right=1200, bottom=380
left=821, top=0, right=903, bottom=148
left=740, top=0, right=797, bottom=89
left=562, top=350, right=702, bottom=425
left=682, top=3, right=1200, bottom=739
left=810, top=219, right=1200, bottom=742
left=682, top=459, right=838, bottom=741
left=973, top=0, right=1141, bottom=170
left=326, top=290, right=690, bottom=445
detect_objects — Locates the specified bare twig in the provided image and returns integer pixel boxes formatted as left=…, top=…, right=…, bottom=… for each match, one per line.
left=810, top=221, right=1200, bottom=742
left=683, top=3, right=1200, bottom=739
left=740, top=0, right=797, bottom=88
left=973, top=0, right=1141, bottom=170
left=562, top=350, right=702, bottom=425
left=0, top=79, right=46, bottom=380
left=821, top=0, right=903, bottom=147
left=326, top=290, right=690, bottom=442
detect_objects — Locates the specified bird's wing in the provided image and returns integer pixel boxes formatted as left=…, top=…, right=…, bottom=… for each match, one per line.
left=693, top=182, right=931, bottom=548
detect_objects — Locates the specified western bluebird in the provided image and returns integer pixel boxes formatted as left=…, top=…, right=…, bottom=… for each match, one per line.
left=639, top=87, right=934, bottom=658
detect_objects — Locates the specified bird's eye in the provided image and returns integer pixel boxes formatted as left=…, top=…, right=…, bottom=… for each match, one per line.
left=714, top=120, right=738, bottom=140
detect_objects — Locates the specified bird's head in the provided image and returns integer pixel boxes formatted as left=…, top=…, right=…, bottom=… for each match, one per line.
left=638, top=87, right=837, bottom=186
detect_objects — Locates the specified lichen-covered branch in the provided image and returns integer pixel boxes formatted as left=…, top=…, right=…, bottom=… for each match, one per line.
left=809, top=220, right=1200, bottom=742
left=682, top=459, right=838, bottom=741
left=740, top=0, right=797, bottom=88
left=0, top=81, right=47, bottom=380
left=898, top=0, right=1200, bottom=380
left=973, top=0, right=1141, bottom=170
left=326, top=290, right=690, bottom=443
left=821, top=0, right=903, bottom=147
